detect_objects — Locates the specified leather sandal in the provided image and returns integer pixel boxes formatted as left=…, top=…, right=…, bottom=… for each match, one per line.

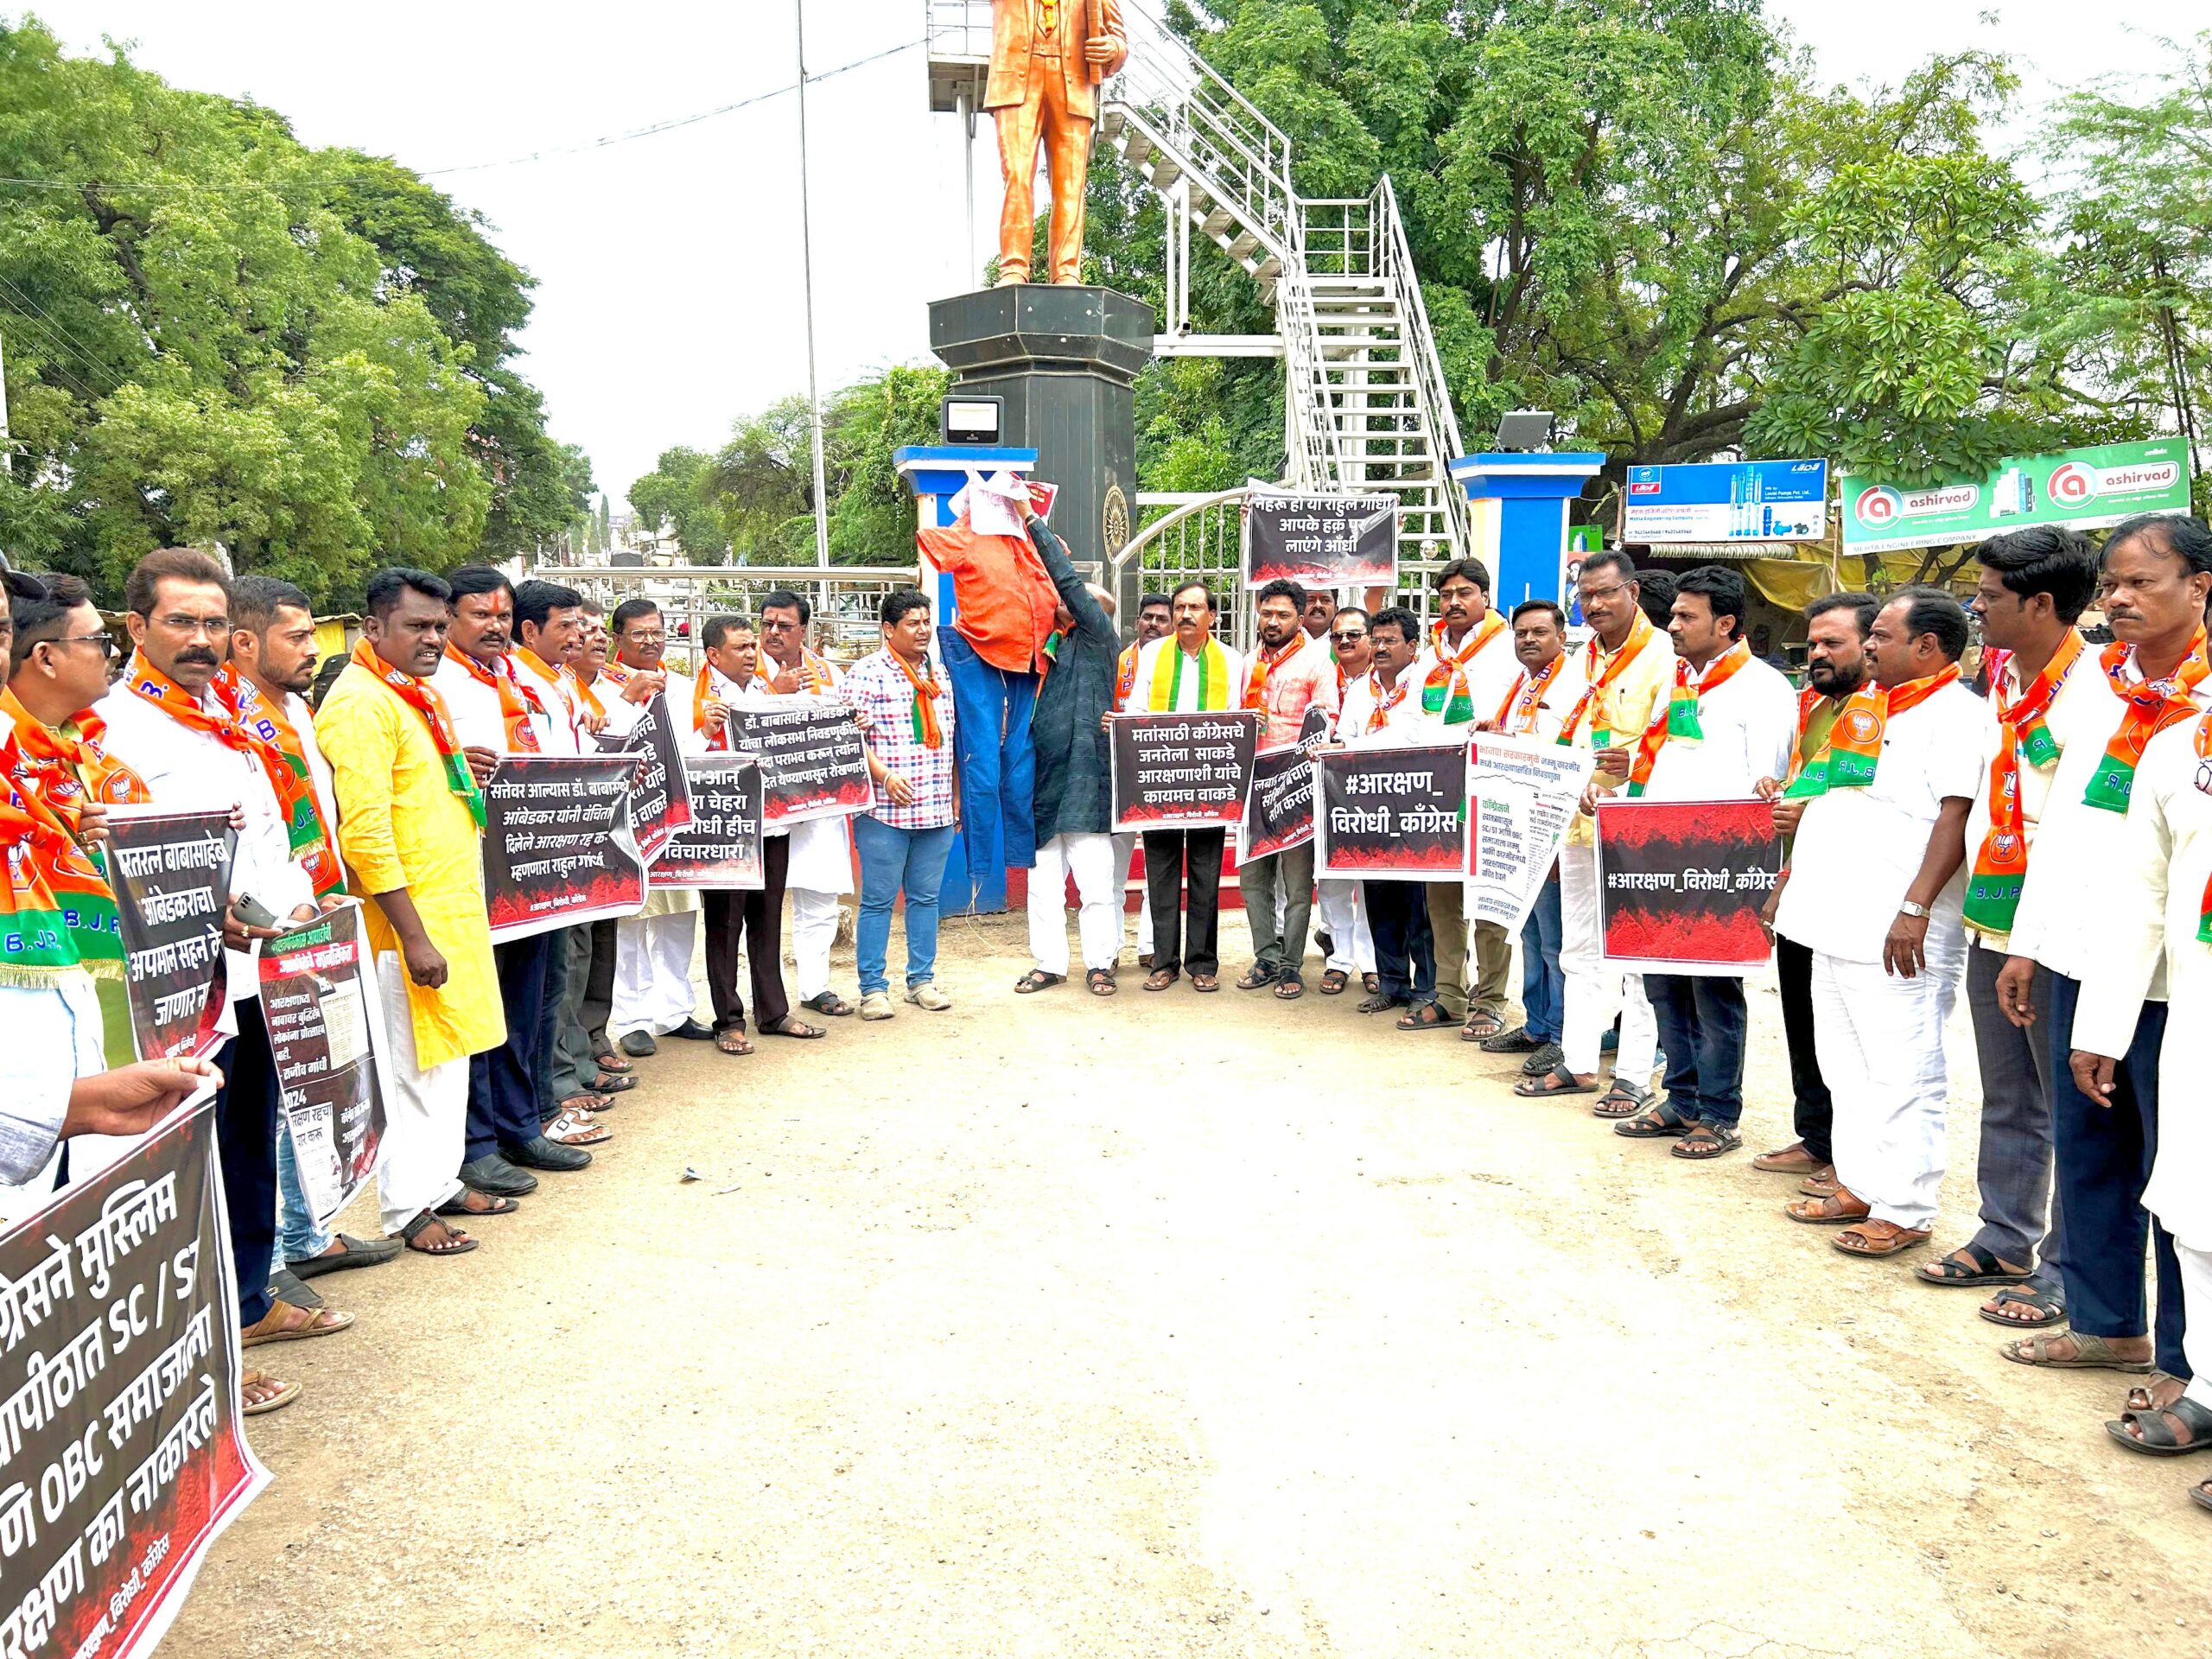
left=1192, top=972, right=1220, bottom=993
left=2105, top=1395, right=2212, bottom=1457
left=1143, top=966, right=1179, bottom=992
left=1833, top=1220, right=1931, bottom=1257
left=1784, top=1188, right=1869, bottom=1225
left=1236, top=966, right=1277, bottom=990
left=1318, top=969, right=1350, bottom=995
left=1086, top=969, right=1117, bottom=996
left=1916, top=1243, right=2031, bottom=1288
left=2000, top=1332, right=2153, bottom=1374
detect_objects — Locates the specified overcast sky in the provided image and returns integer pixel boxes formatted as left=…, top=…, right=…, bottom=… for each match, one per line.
left=21, top=1, right=2202, bottom=510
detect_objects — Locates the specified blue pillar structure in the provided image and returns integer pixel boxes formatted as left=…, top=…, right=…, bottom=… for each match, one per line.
left=894, top=444, right=1039, bottom=917
left=1446, top=452, right=1608, bottom=613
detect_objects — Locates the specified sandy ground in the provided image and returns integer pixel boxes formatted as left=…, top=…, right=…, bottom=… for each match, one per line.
left=166, top=907, right=2210, bottom=1659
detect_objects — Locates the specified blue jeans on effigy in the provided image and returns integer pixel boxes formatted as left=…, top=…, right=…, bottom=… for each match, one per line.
left=1520, top=878, right=1565, bottom=1043
left=855, top=817, right=957, bottom=995
left=938, top=626, right=1036, bottom=880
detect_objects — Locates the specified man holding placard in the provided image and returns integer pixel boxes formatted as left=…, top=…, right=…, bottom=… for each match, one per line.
left=1315, top=607, right=1377, bottom=995
left=1334, top=607, right=1437, bottom=1014
left=1604, top=567, right=1796, bottom=1160
left=1236, top=578, right=1337, bottom=1001
left=1134, top=582, right=1244, bottom=994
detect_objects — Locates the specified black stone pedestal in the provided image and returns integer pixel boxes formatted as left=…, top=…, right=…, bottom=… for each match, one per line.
left=928, top=284, right=1154, bottom=576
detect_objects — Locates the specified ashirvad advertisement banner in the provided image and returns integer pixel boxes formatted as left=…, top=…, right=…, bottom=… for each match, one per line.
left=1840, top=440, right=2191, bottom=556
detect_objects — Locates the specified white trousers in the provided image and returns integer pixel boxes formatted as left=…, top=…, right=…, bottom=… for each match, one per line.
left=373, top=951, right=467, bottom=1235
left=1316, top=878, right=1376, bottom=973
left=1029, top=833, right=1121, bottom=975
left=1559, top=838, right=1657, bottom=1081
left=1812, top=934, right=1965, bottom=1231
left=611, top=911, right=700, bottom=1038
left=2182, top=1243, right=2212, bottom=1413
left=1113, top=833, right=1153, bottom=955
left=790, top=887, right=841, bottom=1000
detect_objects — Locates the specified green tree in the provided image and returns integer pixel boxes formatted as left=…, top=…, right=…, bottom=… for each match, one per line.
left=629, top=444, right=728, bottom=561
left=0, top=19, right=586, bottom=606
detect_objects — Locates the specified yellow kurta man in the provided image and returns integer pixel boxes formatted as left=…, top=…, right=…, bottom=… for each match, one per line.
left=988, top=0, right=1129, bottom=285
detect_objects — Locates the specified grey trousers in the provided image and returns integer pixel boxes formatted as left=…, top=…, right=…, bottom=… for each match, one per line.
left=1237, top=841, right=1315, bottom=979
left=548, top=920, right=613, bottom=1103
left=1963, top=939, right=2066, bottom=1294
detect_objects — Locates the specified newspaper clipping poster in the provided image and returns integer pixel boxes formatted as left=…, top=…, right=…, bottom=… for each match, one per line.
left=1465, top=735, right=1596, bottom=933
left=101, top=807, right=236, bottom=1062
left=257, top=902, right=386, bottom=1227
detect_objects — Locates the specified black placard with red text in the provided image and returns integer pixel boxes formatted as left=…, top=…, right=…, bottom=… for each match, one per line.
left=1594, top=797, right=1779, bottom=973
left=482, top=755, right=646, bottom=943
left=102, top=808, right=235, bottom=1061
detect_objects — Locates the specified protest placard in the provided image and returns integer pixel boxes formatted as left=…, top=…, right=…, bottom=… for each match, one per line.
left=102, top=808, right=235, bottom=1062
left=1465, top=735, right=1596, bottom=933
left=593, top=692, right=692, bottom=860
left=1316, top=744, right=1469, bottom=880
left=1236, top=706, right=1329, bottom=861
left=0, top=1091, right=267, bottom=1659
left=648, top=755, right=766, bottom=891
left=1594, top=798, right=1780, bottom=974
left=723, top=700, right=873, bottom=827
left=482, top=754, right=646, bottom=944
left=1243, top=491, right=1397, bottom=590
left=1109, top=711, right=1262, bottom=832
left=257, top=902, right=385, bottom=1227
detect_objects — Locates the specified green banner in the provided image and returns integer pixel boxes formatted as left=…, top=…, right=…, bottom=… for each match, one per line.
left=1840, top=439, right=2192, bottom=556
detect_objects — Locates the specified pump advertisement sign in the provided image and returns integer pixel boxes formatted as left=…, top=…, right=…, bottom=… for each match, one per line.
left=1620, top=459, right=1827, bottom=544
left=1840, top=440, right=2191, bottom=556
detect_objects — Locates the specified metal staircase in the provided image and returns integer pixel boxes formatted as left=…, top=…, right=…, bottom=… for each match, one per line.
left=1096, top=6, right=1472, bottom=585
left=922, top=1, right=1474, bottom=599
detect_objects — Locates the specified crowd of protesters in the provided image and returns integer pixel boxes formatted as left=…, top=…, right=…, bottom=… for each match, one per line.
left=3, top=505, right=2209, bottom=1522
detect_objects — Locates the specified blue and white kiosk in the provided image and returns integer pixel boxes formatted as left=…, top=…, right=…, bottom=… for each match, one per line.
left=1446, top=450, right=1609, bottom=613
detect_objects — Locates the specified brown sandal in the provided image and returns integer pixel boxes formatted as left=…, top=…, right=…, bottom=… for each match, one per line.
left=243, top=1300, right=355, bottom=1347
left=241, top=1369, right=302, bottom=1416
left=1192, top=973, right=1220, bottom=993
left=1086, top=969, right=1117, bottom=996
left=715, top=1028, right=754, bottom=1056
left=1143, top=967, right=1179, bottom=992
left=1833, top=1220, right=1930, bottom=1257
left=1784, top=1189, right=1869, bottom=1225
left=1318, top=969, right=1350, bottom=995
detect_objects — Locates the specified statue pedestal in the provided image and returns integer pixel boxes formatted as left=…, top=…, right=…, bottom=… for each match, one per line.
left=928, top=284, right=1155, bottom=575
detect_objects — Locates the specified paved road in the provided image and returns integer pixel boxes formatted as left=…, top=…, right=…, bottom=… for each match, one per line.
left=171, top=914, right=2210, bottom=1657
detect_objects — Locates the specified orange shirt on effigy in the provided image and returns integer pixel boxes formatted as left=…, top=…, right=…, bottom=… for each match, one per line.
left=916, top=519, right=1061, bottom=675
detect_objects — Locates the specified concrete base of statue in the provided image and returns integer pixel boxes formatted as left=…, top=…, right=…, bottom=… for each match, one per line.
left=927, top=284, right=1155, bottom=578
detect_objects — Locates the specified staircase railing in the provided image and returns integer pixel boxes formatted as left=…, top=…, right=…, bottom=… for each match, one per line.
left=1274, top=269, right=1352, bottom=489
left=1371, top=175, right=1474, bottom=561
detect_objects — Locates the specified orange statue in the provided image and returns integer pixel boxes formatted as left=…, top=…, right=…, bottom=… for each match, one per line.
left=985, top=0, right=1130, bottom=285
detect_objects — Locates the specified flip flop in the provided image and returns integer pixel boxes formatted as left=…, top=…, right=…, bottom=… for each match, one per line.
left=715, top=1028, right=755, bottom=1055
left=1513, top=1065, right=1594, bottom=1098
left=763, top=1016, right=826, bottom=1039
left=400, top=1211, right=478, bottom=1255
left=593, top=1072, right=637, bottom=1094
left=435, top=1193, right=519, bottom=1218
left=243, top=1303, right=355, bottom=1347
left=241, top=1370, right=302, bottom=1417
left=594, top=1051, right=633, bottom=1074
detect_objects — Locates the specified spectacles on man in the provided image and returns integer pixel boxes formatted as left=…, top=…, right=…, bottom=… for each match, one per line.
left=1330, top=629, right=1367, bottom=644
left=155, top=613, right=229, bottom=639
left=1579, top=581, right=1631, bottom=604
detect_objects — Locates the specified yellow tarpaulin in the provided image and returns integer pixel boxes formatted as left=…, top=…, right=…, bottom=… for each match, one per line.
left=1736, top=555, right=1974, bottom=613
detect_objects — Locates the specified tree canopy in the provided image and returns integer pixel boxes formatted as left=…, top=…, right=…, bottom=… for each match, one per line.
left=0, top=17, right=591, bottom=608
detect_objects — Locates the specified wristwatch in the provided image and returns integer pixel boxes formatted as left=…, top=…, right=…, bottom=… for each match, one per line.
left=1897, top=900, right=1929, bottom=918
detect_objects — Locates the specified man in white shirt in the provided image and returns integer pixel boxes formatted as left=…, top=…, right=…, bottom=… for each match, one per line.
left=1772, top=589, right=1983, bottom=1256
left=755, top=589, right=858, bottom=1021
left=226, top=575, right=401, bottom=1290
left=1477, top=600, right=1586, bottom=1071
left=2068, top=705, right=2212, bottom=1487
left=431, top=567, right=594, bottom=1197
left=1404, top=560, right=1523, bottom=1038
left=602, top=597, right=720, bottom=1055
left=1994, top=513, right=2210, bottom=1378
left=1337, top=606, right=1436, bottom=1014
left=1314, top=606, right=1376, bottom=996
left=1605, top=567, right=1795, bottom=1160
left=100, top=549, right=340, bottom=1401
left=1915, top=529, right=2101, bottom=1326
left=1131, top=582, right=1245, bottom=993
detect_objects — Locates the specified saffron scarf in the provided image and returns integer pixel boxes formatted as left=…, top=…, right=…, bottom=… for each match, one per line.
left=1961, top=631, right=2085, bottom=934
left=756, top=647, right=836, bottom=696
left=1494, top=655, right=1566, bottom=737
left=348, top=639, right=486, bottom=828
left=1147, top=638, right=1232, bottom=712
left=0, top=730, right=125, bottom=983
left=1625, top=642, right=1751, bottom=797
left=1242, top=636, right=1306, bottom=710
left=1421, top=613, right=1506, bottom=722
left=1, top=689, right=151, bottom=829
left=516, top=647, right=578, bottom=728
left=2196, top=712, right=2212, bottom=944
left=887, top=650, right=947, bottom=748
left=2083, top=629, right=2211, bottom=813
left=1363, top=670, right=1413, bottom=735
left=1785, top=666, right=1961, bottom=797
left=212, top=666, right=345, bottom=897
left=1557, top=612, right=1657, bottom=747
left=563, top=666, right=607, bottom=725
left=442, top=645, right=544, bottom=754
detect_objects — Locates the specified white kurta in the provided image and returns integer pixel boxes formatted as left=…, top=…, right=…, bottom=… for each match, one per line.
left=1633, top=654, right=1798, bottom=804
left=2070, top=718, right=2212, bottom=1249
left=0, top=976, right=97, bottom=1223
left=1413, top=620, right=1521, bottom=734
